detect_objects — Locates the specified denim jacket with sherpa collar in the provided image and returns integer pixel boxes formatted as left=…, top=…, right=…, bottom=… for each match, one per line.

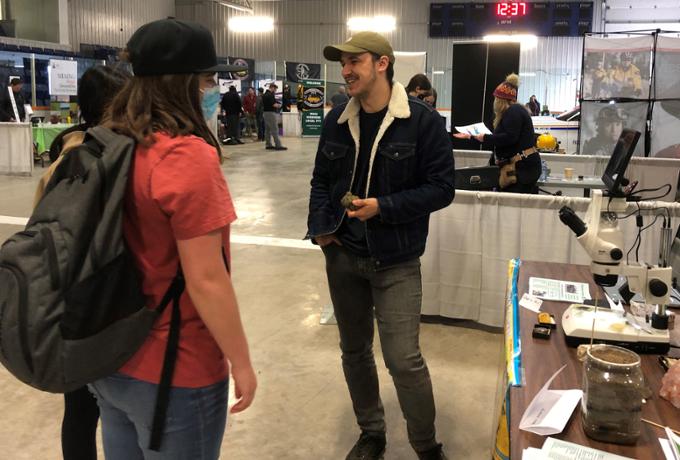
left=307, top=82, right=455, bottom=268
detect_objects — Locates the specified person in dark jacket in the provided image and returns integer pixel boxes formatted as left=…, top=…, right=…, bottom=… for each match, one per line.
left=308, top=32, right=454, bottom=460
left=220, top=85, right=243, bottom=144
left=255, top=87, right=265, bottom=140
left=527, top=95, right=540, bottom=116
left=0, top=78, right=27, bottom=122
left=262, top=83, right=286, bottom=150
left=455, top=73, right=540, bottom=193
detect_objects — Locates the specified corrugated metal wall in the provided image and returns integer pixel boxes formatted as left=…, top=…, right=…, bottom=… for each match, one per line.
left=175, top=0, right=604, bottom=111
left=68, top=0, right=175, bottom=50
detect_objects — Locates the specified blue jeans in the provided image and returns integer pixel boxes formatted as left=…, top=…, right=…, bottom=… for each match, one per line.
left=89, top=374, right=228, bottom=460
left=322, top=244, right=438, bottom=453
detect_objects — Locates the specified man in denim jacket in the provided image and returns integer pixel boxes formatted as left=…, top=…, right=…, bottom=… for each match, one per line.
left=307, top=32, right=455, bottom=460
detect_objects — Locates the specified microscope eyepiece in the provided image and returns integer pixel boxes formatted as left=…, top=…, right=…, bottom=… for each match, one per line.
left=559, top=206, right=587, bottom=237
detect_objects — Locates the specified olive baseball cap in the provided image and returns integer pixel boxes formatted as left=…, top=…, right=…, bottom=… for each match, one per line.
left=127, top=19, right=246, bottom=76
left=323, top=32, right=395, bottom=63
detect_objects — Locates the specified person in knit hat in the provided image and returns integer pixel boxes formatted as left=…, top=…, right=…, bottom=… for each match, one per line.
left=454, top=73, right=541, bottom=193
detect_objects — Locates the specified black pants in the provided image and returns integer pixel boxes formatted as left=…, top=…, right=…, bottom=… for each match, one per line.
left=62, top=386, right=100, bottom=460
left=226, top=114, right=240, bottom=141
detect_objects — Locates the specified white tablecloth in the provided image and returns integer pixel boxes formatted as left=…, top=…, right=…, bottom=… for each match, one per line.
left=281, top=112, right=301, bottom=137
left=0, top=122, right=32, bottom=176
left=421, top=191, right=680, bottom=327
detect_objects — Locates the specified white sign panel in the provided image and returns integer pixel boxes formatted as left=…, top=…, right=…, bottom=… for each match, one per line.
left=218, top=79, right=242, bottom=95
left=48, top=59, right=78, bottom=96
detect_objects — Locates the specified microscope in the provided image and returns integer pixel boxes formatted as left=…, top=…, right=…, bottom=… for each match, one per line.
left=557, top=129, right=673, bottom=352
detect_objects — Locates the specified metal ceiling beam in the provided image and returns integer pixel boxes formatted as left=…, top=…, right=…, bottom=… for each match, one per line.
left=212, top=0, right=254, bottom=14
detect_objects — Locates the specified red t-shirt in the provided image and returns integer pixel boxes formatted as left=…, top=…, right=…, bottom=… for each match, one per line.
left=120, top=132, right=235, bottom=388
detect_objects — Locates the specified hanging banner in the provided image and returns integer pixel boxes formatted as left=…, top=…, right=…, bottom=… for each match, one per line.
left=219, top=79, right=242, bottom=95
left=285, top=62, right=321, bottom=83
left=227, top=57, right=254, bottom=81
left=48, top=59, right=78, bottom=96
left=301, top=78, right=324, bottom=137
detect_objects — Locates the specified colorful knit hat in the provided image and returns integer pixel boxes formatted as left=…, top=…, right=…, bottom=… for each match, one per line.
left=493, top=73, right=519, bottom=101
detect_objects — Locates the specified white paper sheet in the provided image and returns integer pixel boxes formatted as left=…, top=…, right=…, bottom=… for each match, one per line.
left=541, top=437, right=635, bottom=459
left=454, top=122, right=492, bottom=136
left=660, top=438, right=676, bottom=460
left=519, top=364, right=583, bottom=436
left=520, top=293, right=543, bottom=312
left=523, top=447, right=544, bottom=460
left=529, top=277, right=592, bottom=303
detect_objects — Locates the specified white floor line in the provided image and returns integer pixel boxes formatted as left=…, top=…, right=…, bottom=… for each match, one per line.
left=0, top=215, right=29, bottom=226
left=0, top=215, right=320, bottom=251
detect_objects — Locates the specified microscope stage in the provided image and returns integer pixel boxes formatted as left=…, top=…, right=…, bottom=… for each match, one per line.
left=561, top=304, right=670, bottom=354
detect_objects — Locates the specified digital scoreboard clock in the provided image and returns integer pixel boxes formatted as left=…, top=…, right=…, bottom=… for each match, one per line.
left=429, top=2, right=593, bottom=38
left=496, top=2, right=527, bottom=18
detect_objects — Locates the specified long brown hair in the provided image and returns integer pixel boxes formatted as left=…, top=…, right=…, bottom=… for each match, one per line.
left=493, top=97, right=513, bottom=129
left=103, top=72, right=222, bottom=160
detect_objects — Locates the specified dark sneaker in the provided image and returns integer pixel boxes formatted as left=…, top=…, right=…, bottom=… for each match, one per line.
left=274, top=146, right=288, bottom=151
left=417, top=444, right=447, bottom=460
left=235, top=139, right=244, bottom=144
left=345, top=433, right=386, bottom=460
left=266, top=145, right=276, bottom=150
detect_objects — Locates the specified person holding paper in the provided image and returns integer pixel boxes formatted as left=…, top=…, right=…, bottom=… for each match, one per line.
left=454, top=74, right=541, bottom=193
left=0, top=78, right=26, bottom=122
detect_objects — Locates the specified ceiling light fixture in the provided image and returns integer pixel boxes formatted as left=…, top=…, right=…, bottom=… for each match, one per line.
left=228, top=16, right=275, bottom=33
left=347, top=15, right=396, bottom=33
left=483, top=34, right=538, bottom=48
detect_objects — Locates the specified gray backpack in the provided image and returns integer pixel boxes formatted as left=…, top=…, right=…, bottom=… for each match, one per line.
left=0, top=126, right=183, bottom=450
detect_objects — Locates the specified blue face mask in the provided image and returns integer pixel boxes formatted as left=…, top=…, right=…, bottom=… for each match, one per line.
left=201, top=86, right=221, bottom=120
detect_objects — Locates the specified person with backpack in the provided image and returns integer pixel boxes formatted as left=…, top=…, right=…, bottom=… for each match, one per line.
left=93, top=19, right=256, bottom=458
left=34, top=64, right=130, bottom=460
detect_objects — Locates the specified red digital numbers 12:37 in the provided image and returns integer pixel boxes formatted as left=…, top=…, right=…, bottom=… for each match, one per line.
left=496, top=2, right=527, bottom=17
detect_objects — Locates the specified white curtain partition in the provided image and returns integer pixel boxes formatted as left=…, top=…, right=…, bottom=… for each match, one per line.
left=392, top=51, right=427, bottom=89
left=421, top=192, right=680, bottom=327
left=0, top=123, right=33, bottom=176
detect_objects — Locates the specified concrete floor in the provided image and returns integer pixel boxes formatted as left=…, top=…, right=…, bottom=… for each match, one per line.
left=0, top=137, right=504, bottom=460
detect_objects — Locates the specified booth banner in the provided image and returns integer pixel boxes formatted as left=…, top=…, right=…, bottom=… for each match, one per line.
left=582, top=36, right=653, bottom=100
left=219, top=79, right=242, bottom=95
left=285, top=62, right=321, bottom=83
left=227, top=57, right=254, bottom=81
left=301, top=79, right=324, bottom=137
left=48, top=59, right=78, bottom=96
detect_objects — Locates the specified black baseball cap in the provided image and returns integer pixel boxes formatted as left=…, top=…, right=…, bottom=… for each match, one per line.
left=127, top=18, right=246, bottom=76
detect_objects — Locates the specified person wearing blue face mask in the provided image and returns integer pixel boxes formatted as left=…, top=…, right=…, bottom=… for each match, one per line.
left=90, top=19, right=257, bottom=459
left=201, top=77, right=222, bottom=120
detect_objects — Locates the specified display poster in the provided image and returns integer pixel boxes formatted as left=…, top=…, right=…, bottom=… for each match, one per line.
left=582, top=36, right=653, bottom=100
left=651, top=100, right=680, bottom=158
left=579, top=101, right=647, bottom=157
left=48, top=59, right=78, bottom=96
left=655, top=36, right=680, bottom=99
left=301, top=78, right=324, bottom=137
left=285, top=61, right=321, bottom=83
left=219, top=79, right=242, bottom=95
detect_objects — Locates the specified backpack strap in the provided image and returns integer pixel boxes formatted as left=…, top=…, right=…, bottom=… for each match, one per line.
left=148, top=268, right=185, bottom=452
left=85, top=126, right=122, bottom=146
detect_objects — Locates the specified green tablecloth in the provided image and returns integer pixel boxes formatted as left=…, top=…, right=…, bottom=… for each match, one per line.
left=32, top=124, right=75, bottom=153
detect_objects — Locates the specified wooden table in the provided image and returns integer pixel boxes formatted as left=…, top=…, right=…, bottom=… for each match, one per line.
left=510, top=260, right=678, bottom=459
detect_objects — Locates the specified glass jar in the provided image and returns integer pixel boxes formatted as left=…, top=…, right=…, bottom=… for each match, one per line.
left=581, top=344, right=644, bottom=445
